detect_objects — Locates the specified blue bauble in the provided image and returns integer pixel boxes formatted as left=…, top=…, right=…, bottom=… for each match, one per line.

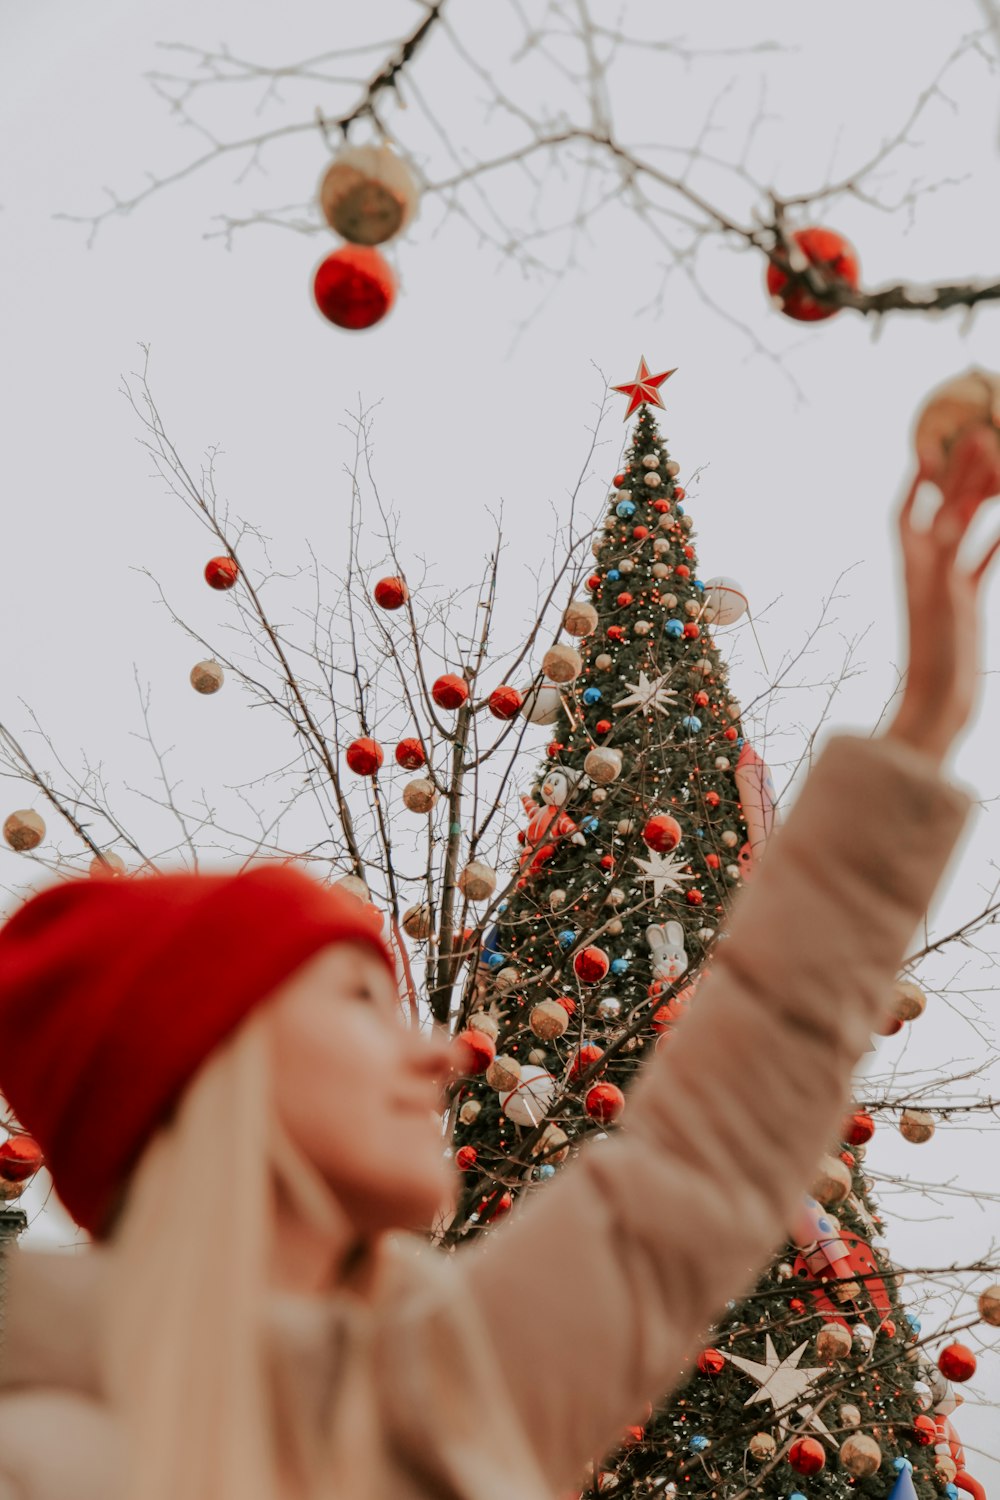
left=789, top=1493, right=807, bottom=1500
left=558, top=929, right=577, bottom=948
left=610, top=957, right=629, bottom=975
left=945, top=1486, right=960, bottom=1500
left=682, top=715, right=702, bottom=733
left=583, top=687, right=603, bottom=706
left=676, top=504, right=686, bottom=515
left=581, top=816, right=600, bottom=834
left=665, top=619, right=684, bottom=639
left=695, top=828, right=705, bottom=838
left=607, top=568, right=621, bottom=582
left=486, top=951, right=506, bottom=969
left=905, top=1312, right=922, bottom=1337
left=616, top=499, right=636, bottom=518
left=497, top=899, right=508, bottom=914
left=894, top=1459, right=914, bottom=1475
left=538, top=1163, right=556, bottom=1180
left=736, top=736, right=745, bottom=750
left=689, top=1436, right=709, bottom=1453
left=693, top=578, right=704, bottom=592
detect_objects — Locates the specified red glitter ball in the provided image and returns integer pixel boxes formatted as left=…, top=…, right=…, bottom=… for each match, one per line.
left=599, top=854, right=614, bottom=871
left=587, top=573, right=601, bottom=590
left=674, top=486, right=686, bottom=501
left=586, top=1081, right=625, bottom=1123
left=938, top=1343, right=977, bottom=1382
left=345, top=737, right=384, bottom=775
left=574, top=947, right=610, bottom=984
left=765, top=226, right=860, bottom=323
left=844, top=1110, right=876, bottom=1146
left=204, top=556, right=239, bottom=591
left=693, top=691, right=709, bottom=707
left=313, top=245, right=396, bottom=329
left=488, top=684, right=523, bottom=720
left=705, top=853, right=720, bottom=869
left=613, top=473, right=625, bottom=488
left=373, top=575, right=408, bottom=610
left=632, top=526, right=649, bottom=540
left=705, top=791, right=720, bottom=808
left=788, top=1437, right=825, bottom=1476
left=653, top=499, right=669, bottom=513
left=454, top=1029, right=496, bottom=1075
left=395, top=737, right=426, bottom=770
left=685, top=889, right=704, bottom=906
left=432, top=673, right=469, bottom=710
left=684, top=546, right=695, bottom=559
left=455, top=1145, right=478, bottom=1171
left=595, top=719, right=611, bottom=735
left=607, top=626, right=625, bottom=642
left=683, top=622, right=700, bottom=639
left=554, top=995, right=577, bottom=1016
left=913, top=1416, right=936, bottom=1446
left=675, top=564, right=691, bottom=579
left=724, top=727, right=739, bottom=742
left=616, top=592, right=634, bottom=609
left=697, top=1348, right=726, bottom=1377
left=569, top=1041, right=605, bottom=1079
left=480, top=1189, right=513, bottom=1223
left=643, top=814, right=682, bottom=852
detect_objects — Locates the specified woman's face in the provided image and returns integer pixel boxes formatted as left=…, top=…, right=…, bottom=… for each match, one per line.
left=267, top=943, right=455, bottom=1235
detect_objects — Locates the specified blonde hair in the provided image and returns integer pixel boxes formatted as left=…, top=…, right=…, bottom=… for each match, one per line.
left=100, top=1006, right=363, bottom=1500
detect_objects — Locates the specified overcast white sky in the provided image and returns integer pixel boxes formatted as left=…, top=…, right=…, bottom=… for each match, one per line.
left=2, top=0, right=999, bottom=1480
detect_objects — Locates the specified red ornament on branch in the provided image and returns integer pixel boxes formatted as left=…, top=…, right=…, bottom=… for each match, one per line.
left=432, top=674, right=469, bottom=710
left=844, top=1110, right=875, bottom=1146
left=455, top=1145, right=478, bottom=1171
left=454, top=1030, right=496, bottom=1076
left=373, top=576, right=408, bottom=610
left=788, top=1438, right=826, bottom=1476
left=345, top=738, right=384, bottom=775
left=574, top=946, right=610, bottom=984
left=938, top=1343, right=977, bottom=1382
left=0, top=1136, right=43, bottom=1183
left=569, top=1042, right=604, bottom=1080
left=395, top=738, right=426, bottom=770
left=313, top=246, right=396, bottom=330
left=912, top=1416, right=937, bottom=1447
left=488, top=685, right=523, bottom=720
left=586, top=1082, right=625, bottom=1123
left=643, top=815, right=682, bottom=852
left=696, top=1348, right=726, bottom=1377
left=204, top=556, right=238, bottom=591
left=766, top=227, right=860, bottom=323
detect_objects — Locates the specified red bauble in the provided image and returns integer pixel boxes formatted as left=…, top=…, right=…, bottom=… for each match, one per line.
left=554, top=995, right=577, bottom=1016
left=346, top=737, right=384, bottom=775
left=766, top=227, right=860, bottom=323
left=643, top=814, right=682, bottom=852
left=653, top=499, right=669, bottom=513
left=632, top=526, right=649, bottom=540
left=705, top=853, right=720, bottom=870
left=912, top=1416, right=937, bottom=1446
left=607, top=626, right=625, bottom=642
left=313, top=246, right=396, bottom=329
left=432, top=673, right=469, bottom=710
left=488, top=685, right=524, bottom=720
left=395, top=737, right=426, bottom=770
left=587, top=574, right=602, bottom=591
left=789, top=1297, right=806, bottom=1314
left=548, top=741, right=564, bottom=757
left=675, top=564, right=690, bottom=579
left=674, top=486, right=686, bottom=501
left=586, top=1082, right=625, bottom=1123
left=595, top=719, right=611, bottom=735
left=574, top=946, right=610, bottom=984
left=683, top=546, right=695, bottom=559
left=685, top=889, right=704, bottom=906
left=454, top=1029, right=496, bottom=1075
left=569, top=1042, right=605, bottom=1080
left=481, top=1189, right=513, bottom=1223
left=599, top=854, right=614, bottom=871
left=204, top=556, right=239, bottom=591
left=788, top=1438, right=826, bottom=1476
left=683, top=622, right=700, bottom=639
left=374, top=575, right=408, bottom=610
left=0, top=1136, right=43, bottom=1183
left=705, top=791, right=720, bottom=809
left=693, top=691, right=709, bottom=707
left=844, top=1110, right=875, bottom=1146
left=938, top=1343, right=977, bottom=1382
left=455, top=1145, right=478, bottom=1171
left=616, top=592, right=634, bottom=609
left=697, top=1348, right=726, bottom=1377
left=613, top=473, right=625, bottom=487
left=723, top=727, right=738, bottom=742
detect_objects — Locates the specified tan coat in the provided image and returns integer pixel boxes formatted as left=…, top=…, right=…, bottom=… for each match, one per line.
left=0, top=736, right=970, bottom=1500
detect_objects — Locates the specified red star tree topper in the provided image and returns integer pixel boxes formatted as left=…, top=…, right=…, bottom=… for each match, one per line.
left=612, top=357, right=678, bottom=420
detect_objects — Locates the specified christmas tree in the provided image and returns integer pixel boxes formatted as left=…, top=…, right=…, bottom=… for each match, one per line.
left=446, top=365, right=985, bottom=1500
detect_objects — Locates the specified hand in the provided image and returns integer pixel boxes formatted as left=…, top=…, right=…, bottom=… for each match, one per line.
left=885, top=425, right=1000, bottom=765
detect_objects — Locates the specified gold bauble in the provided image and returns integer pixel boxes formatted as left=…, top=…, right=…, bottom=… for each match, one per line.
left=402, top=902, right=433, bottom=939
left=549, top=889, right=568, bottom=912
left=402, top=777, right=437, bottom=813
left=468, top=1011, right=499, bottom=1041
left=977, top=1283, right=1000, bottom=1326
left=584, top=747, right=623, bottom=785
left=816, top=1322, right=853, bottom=1362
left=662, top=593, right=678, bottom=609
left=0, top=1180, right=25, bottom=1202
left=748, top=1433, right=776, bottom=1462
left=935, top=1456, right=958, bottom=1484
left=318, top=143, right=418, bottom=245
left=564, top=599, right=599, bottom=637
left=899, top=1108, right=935, bottom=1144
left=458, top=1099, right=481, bottom=1125
left=812, top=1152, right=852, bottom=1205
left=913, top=368, right=1000, bottom=484
left=89, top=850, right=126, bottom=878
left=839, top=1434, right=882, bottom=1477
left=839, top=1404, right=862, bottom=1428
left=893, top=979, right=927, bottom=1021
left=652, top=563, right=670, bottom=580
left=531, top=1123, right=569, bottom=1164
left=494, top=965, right=521, bottom=992
left=485, top=1054, right=521, bottom=1092
left=3, top=809, right=45, bottom=852
left=595, top=654, right=613, bottom=671
left=459, top=860, right=497, bottom=902
left=530, top=999, right=569, bottom=1040
left=190, top=659, right=225, bottom=694
left=334, top=873, right=370, bottom=902
left=542, top=644, right=583, bottom=684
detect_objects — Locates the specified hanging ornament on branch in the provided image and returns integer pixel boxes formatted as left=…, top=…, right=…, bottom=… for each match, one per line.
left=204, top=556, right=239, bottom=591
left=313, top=246, right=396, bottom=330
left=2, top=809, right=45, bottom=852
left=319, top=143, right=418, bottom=246
left=765, top=227, right=860, bottom=323
left=190, top=660, right=225, bottom=695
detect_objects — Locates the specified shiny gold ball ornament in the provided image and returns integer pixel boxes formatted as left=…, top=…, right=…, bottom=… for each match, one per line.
left=816, top=1322, right=853, bottom=1362
left=494, top=965, right=521, bottom=993
left=190, top=659, right=225, bottom=694
left=402, top=903, right=433, bottom=940
left=584, top=747, right=623, bottom=785
left=893, top=979, right=927, bottom=1021
left=530, top=999, right=569, bottom=1040
left=402, top=777, right=437, bottom=813
left=564, top=599, right=599, bottom=636
left=978, top=1284, right=1000, bottom=1325
left=899, top=1108, right=935, bottom=1144
left=468, top=1011, right=499, bottom=1041
left=595, top=653, right=613, bottom=672
left=334, top=873, right=370, bottom=902
left=839, top=1404, right=862, bottom=1428
left=3, top=809, right=45, bottom=852
left=485, top=1054, right=521, bottom=1092
left=458, top=861, right=497, bottom=902
left=652, top=563, right=670, bottom=580
left=319, top=143, right=418, bottom=245
left=935, top=1456, right=958, bottom=1484
left=531, top=1122, right=570, bottom=1164
left=839, top=1434, right=882, bottom=1477
left=542, top=644, right=584, bottom=684
left=459, top=1099, right=481, bottom=1125
left=913, top=368, right=1000, bottom=484
left=666, top=459, right=680, bottom=477
left=89, top=851, right=126, bottom=879
left=748, top=1433, right=777, bottom=1463
left=812, top=1153, right=852, bottom=1205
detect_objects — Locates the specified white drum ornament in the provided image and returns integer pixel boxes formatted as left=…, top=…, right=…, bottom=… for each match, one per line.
left=520, top=682, right=564, bottom=725
left=913, top=368, right=1000, bottom=484
left=190, top=659, right=225, bottom=694
left=402, top=777, right=437, bottom=814
left=459, top=861, right=497, bottom=902
left=899, top=1109, right=935, bottom=1144
left=703, top=577, right=749, bottom=627
left=319, top=143, right=418, bottom=246
left=564, top=600, right=599, bottom=637
left=584, top=746, right=623, bottom=785
left=501, top=1065, right=556, bottom=1126
left=3, top=809, right=45, bottom=852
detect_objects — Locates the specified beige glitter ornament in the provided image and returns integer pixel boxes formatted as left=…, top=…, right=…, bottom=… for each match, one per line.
left=641, top=454, right=660, bottom=469
left=531, top=1122, right=569, bottom=1164
left=584, top=746, right=623, bottom=785
left=684, top=600, right=701, bottom=618
left=542, top=644, right=584, bottom=684
left=715, top=757, right=731, bottom=770
left=618, top=559, right=635, bottom=575
left=721, top=829, right=739, bottom=849
left=468, top=1011, right=499, bottom=1041
left=526, top=1049, right=545, bottom=1066
left=402, top=777, right=438, bottom=813
left=318, top=143, right=418, bottom=245
left=595, top=653, right=613, bottom=672
left=812, top=1153, right=852, bottom=1206
left=564, top=599, right=599, bottom=637
left=606, top=917, right=623, bottom=935
left=977, top=1284, right=1000, bottom=1325
left=616, top=819, right=635, bottom=836
left=607, top=887, right=626, bottom=908
left=334, top=873, right=370, bottom=902
left=748, top=1433, right=776, bottom=1463
left=494, top=965, right=521, bottom=993
left=615, top=488, right=632, bottom=501
left=695, top=658, right=713, bottom=676
left=666, top=459, right=680, bottom=477
left=549, top=889, right=567, bottom=912
left=816, top=1322, right=853, bottom=1362
left=3, top=810, right=45, bottom=852
left=459, top=860, right=497, bottom=902
left=726, top=864, right=741, bottom=881
left=658, top=513, right=673, bottom=531
left=190, top=659, right=225, bottom=694
left=459, top=1099, right=481, bottom=1125
left=89, top=851, right=126, bottom=879
left=653, top=537, right=671, bottom=554
left=913, top=368, right=1000, bottom=484
left=530, top=999, right=569, bottom=1040
left=935, top=1456, right=958, bottom=1484
left=651, top=564, right=670, bottom=580
left=839, top=1435, right=881, bottom=1477
left=633, top=621, right=653, bottom=636
left=681, top=515, right=694, bottom=530
left=603, top=515, right=618, bottom=530
left=900, top=1109, right=935, bottom=1144
left=402, top=903, right=433, bottom=940
left=893, top=979, right=927, bottom=1021
left=591, top=539, right=605, bottom=557
left=486, top=1053, right=521, bottom=1092
left=838, top=1404, right=862, bottom=1428
left=662, top=593, right=678, bottom=609
left=644, top=472, right=661, bottom=488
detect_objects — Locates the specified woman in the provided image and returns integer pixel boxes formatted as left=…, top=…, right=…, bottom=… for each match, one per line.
left=0, top=430, right=996, bottom=1500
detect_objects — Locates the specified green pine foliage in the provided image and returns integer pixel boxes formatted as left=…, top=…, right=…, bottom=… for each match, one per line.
left=446, top=407, right=940, bottom=1500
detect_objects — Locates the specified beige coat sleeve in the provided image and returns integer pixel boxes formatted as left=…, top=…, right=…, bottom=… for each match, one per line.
left=454, top=734, right=970, bottom=1492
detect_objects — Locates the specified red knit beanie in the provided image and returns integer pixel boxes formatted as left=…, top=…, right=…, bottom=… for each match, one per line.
left=0, top=865, right=394, bottom=1236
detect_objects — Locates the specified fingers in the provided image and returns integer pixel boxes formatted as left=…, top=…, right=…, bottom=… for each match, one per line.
left=898, top=471, right=922, bottom=539
left=972, top=525, right=1000, bottom=589
left=934, top=428, right=1000, bottom=555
